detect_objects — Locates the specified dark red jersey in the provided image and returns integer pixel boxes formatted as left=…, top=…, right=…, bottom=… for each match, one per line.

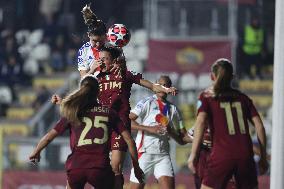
left=96, top=70, right=142, bottom=127
left=53, top=105, right=126, bottom=170
left=197, top=87, right=259, bottom=159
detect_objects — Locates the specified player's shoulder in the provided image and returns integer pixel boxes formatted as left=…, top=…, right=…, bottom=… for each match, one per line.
left=79, top=42, right=91, bottom=52
left=199, top=86, right=215, bottom=99
left=136, top=96, right=155, bottom=107
left=126, top=70, right=142, bottom=77
left=233, top=89, right=252, bottom=101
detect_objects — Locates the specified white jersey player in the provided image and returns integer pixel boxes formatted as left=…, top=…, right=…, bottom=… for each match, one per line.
left=129, top=75, right=187, bottom=189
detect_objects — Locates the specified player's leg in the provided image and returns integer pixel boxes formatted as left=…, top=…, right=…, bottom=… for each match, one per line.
left=157, top=176, right=175, bottom=189
left=200, top=184, right=214, bottom=189
left=66, top=180, right=71, bottom=189
left=111, top=150, right=126, bottom=189
left=193, top=148, right=211, bottom=189
left=111, top=130, right=128, bottom=189
left=154, top=154, right=175, bottom=189
left=202, top=157, right=234, bottom=189
left=129, top=182, right=145, bottom=189
left=87, top=167, right=115, bottom=189
left=129, top=153, right=153, bottom=189
left=66, top=169, right=86, bottom=189
left=234, top=158, right=258, bottom=189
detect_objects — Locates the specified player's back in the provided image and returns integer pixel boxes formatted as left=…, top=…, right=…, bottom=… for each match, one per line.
left=200, top=89, right=258, bottom=159
left=63, top=105, right=124, bottom=170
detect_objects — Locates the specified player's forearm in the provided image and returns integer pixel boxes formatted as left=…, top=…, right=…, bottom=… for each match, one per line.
left=256, top=125, right=267, bottom=158
left=139, top=79, right=154, bottom=91
left=122, top=131, right=139, bottom=166
left=128, top=140, right=139, bottom=166
left=152, top=83, right=169, bottom=93
left=253, top=116, right=267, bottom=158
left=33, top=130, right=58, bottom=154
left=168, top=128, right=186, bottom=145
left=79, top=68, right=96, bottom=78
left=189, top=114, right=207, bottom=160
left=131, top=120, right=151, bottom=133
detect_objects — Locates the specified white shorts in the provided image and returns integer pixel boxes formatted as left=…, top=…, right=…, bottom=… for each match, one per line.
left=129, top=153, right=174, bottom=183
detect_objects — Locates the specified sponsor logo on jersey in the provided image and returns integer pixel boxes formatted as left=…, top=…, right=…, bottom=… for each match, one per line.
left=99, top=81, right=122, bottom=91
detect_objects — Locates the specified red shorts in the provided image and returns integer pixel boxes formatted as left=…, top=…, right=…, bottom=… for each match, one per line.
left=111, top=130, right=128, bottom=151
left=194, top=147, right=211, bottom=189
left=67, top=167, right=114, bottom=189
left=110, top=116, right=130, bottom=152
left=203, top=157, right=257, bottom=189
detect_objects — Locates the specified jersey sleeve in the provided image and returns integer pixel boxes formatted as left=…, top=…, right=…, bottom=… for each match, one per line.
left=197, top=93, right=210, bottom=115
left=131, top=98, right=148, bottom=117
left=77, top=45, right=89, bottom=71
left=171, top=106, right=185, bottom=130
left=126, top=70, right=143, bottom=84
left=53, top=117, right=70, bottom=135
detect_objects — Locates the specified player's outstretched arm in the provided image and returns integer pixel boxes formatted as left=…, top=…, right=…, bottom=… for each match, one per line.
left=188, top=112, right=207, bottom=174
left=252, top=116, right=269, bottom=174
left=29, top=129, right=59, bottom=163
left=130, top=112, right=164, bottom=135
left=139, top=79, right=178, bottom=96
left=121, top=130, right=145, bottom=184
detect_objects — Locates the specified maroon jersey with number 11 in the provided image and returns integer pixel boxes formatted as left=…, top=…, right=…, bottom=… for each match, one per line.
left=197, top=87, right=259, bottom=159
left=198, top=87, right=259, bottom=188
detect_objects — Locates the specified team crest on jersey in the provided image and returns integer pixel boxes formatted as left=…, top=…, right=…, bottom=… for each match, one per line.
left=130, top=71, right=138, bottom=75
left=113, top=142, right=120, bottom=148
left=137, top=103, right=143, bottom=109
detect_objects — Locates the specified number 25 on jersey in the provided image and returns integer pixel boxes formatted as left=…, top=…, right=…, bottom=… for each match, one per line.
left=78, top=116, right=109, bottom=146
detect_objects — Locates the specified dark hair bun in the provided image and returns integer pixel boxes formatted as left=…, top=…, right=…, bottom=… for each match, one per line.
left=81, top=4, right=106, bottom=35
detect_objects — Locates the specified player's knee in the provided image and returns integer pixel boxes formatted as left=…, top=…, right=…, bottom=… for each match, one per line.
left=111, top=161, right=122, bottom=175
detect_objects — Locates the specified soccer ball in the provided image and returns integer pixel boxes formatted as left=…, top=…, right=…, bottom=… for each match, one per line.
left=107, top=24, right=131, bottom=47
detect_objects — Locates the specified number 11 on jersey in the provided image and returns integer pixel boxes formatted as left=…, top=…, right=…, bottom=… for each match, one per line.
left=220, top=102, right=246, bottom=135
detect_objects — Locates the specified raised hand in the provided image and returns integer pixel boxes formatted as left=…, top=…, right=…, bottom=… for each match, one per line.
left=110, top=63, right=122, bottom=78
left=51, top=94, right=62, bottom=105
left=29, top=151, right=41, bottom=165
left=258, top=157, right=269, bottom=175
left=187, top=157, right=196, bottom=174
left=146, top=124, right=167, bottom=135
left=90, top=58, right=104, bottom=71
left=166, top=87, right=178, bottom=96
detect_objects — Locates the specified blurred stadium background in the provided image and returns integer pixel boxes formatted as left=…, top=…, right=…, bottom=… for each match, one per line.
left=0, top=0, right=274, bottom=188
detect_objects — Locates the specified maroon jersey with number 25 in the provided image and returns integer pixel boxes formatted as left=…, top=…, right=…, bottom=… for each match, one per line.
left=53, top=105, right=126, bottom=171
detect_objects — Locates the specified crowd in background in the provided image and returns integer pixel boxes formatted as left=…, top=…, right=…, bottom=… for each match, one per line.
left=0, top=0, right=275, bottom=117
